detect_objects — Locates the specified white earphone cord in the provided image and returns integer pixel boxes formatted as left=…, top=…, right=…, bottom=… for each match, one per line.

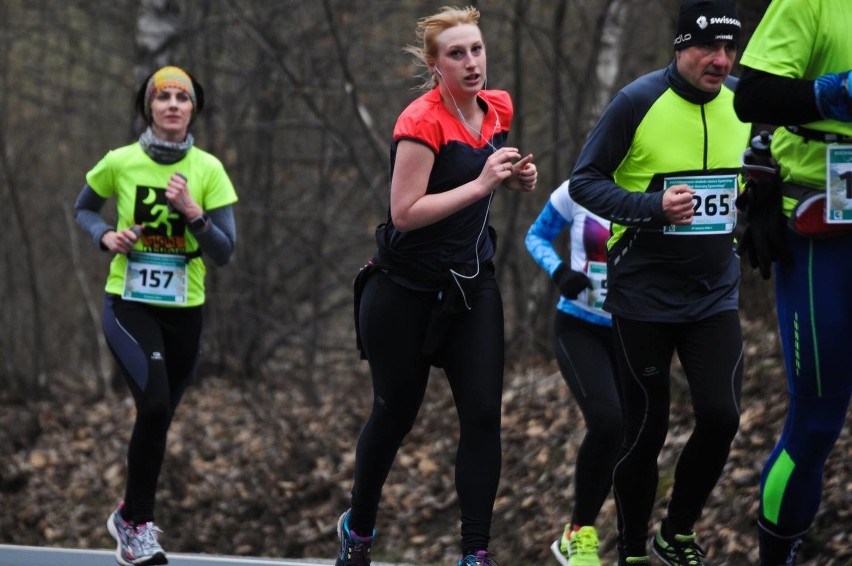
left=439, top=74, right=499, bottom=310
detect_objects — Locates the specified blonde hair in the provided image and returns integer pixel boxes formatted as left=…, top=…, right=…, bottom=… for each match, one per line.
left=404, top=6, right=481, bottom=91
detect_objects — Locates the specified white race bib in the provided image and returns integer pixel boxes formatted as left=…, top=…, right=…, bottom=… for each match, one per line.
left=123, top=251, right=188, bottom=304
left=585, top=261, right=607, bottom=311
left=825, top=144, right=852, bottom=223
left=662, top=175, right=737, bottom=235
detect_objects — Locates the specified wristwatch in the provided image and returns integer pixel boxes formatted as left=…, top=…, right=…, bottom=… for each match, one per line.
left=188, top=213, right=209, bottom=233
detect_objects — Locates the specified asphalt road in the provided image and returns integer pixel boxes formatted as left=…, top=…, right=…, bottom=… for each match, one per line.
left=0, top=545, right=410, bottom=566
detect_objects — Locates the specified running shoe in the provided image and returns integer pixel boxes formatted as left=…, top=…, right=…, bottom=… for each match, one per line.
left=550, top=524, right=601, bottom=565
left=458, top=550, right=500, bottom=565
left=652, top=528, right=706, bottom=566
left=106, top=504, right=167, bottom=566
left=335, top=509, right=375, bottom=566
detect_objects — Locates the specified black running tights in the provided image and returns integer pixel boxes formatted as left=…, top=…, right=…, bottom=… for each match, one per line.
left=103, top=295, right=202, bottom=525
left=349, top=271, right=504, bottom=554
left=553, top=311, right=622, bottom=527
left=611, top=310, right=743, bottom=556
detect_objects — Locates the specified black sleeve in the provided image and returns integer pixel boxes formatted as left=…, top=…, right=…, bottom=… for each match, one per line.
left=195, top=205, right=237, bottom=267
left=73, top=183, right=114, bottom=249
left=734, top=67, right=823, bottom=125
left=569, top=74, right=668, bottom=227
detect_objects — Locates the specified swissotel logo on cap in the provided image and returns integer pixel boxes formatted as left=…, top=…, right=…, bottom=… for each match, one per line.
left=696, top=15, right=741, bottom=30
left=710, top=16, right=741, bottom=27
left=697, top=15, right=741, bottom=29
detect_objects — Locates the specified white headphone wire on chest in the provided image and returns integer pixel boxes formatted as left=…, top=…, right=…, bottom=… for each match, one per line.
left=439, top=74, right=500, bottom=310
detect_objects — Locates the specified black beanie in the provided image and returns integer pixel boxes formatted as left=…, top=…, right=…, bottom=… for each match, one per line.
left=673, top=0, right=741, bottom=50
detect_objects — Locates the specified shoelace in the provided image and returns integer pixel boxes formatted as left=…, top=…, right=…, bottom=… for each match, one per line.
left=570, top=529, right=600, bottom=555
left=134, top=522, right=164, bottom=553
left=345, top=537, right=372, bottom=565
left=683, top=546, right=705, bottom=566
left=461, top=551, right=501, bottom=566
left=680, top=539, right=705, bottom=561
left=668, top=536, right=705, bottom=566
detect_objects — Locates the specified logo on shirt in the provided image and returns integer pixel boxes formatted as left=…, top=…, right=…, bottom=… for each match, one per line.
left=134, top=185, right=188, bottom=254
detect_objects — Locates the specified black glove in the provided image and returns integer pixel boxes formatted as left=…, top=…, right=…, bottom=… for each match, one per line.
left=552, top=263, right=591, bottom=299
left=735, top=176, right=786, bottom=280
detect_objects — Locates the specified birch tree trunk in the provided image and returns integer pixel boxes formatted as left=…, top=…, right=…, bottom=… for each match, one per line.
left=590, top=0, right=629, bottom=125
left=0, top=0, right=46, bottom=392
left=136, top=0, right=182, bottom=94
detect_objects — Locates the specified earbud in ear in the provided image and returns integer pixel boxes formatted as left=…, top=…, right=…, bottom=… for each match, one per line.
left=433, top=66, right=443, bottom=78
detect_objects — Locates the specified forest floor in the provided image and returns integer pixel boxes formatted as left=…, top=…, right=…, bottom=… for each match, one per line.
left=0, top=315, right=848, bottom=566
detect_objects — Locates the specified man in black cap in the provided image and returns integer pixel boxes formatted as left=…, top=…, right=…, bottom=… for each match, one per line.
left=568, top=1, right=749, bottom=564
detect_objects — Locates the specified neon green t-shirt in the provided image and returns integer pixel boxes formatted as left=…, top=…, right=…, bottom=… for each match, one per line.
left=740, top=0, right=852, bottom=197
left=86, top=143, right=237, bottom=306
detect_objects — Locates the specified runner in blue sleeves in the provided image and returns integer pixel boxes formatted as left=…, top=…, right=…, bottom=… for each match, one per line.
left=526, top=180, right=621, bottom=566
left=733, top=1, right=852, bottom=564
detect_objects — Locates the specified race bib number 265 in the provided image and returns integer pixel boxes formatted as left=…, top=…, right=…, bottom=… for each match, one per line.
left=662, top=175, right=737, bottom=235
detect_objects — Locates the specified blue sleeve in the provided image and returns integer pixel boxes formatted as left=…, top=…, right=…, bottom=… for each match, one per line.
left=525, top=200, right=568, bottom=277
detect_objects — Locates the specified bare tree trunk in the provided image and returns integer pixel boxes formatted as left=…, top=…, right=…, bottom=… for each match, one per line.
left=551, top=0, right=568, bottom=187
left=520, top=0, right=569, bottom=358
left=321, top=0, right=388, bottom=178
left=136, top=0, right=182, bottom=79
left=63, top=201, right=111, bottom=397
left=226, top=0, right=386, bottom=204
left=0, top=135, right=46, bottom=391
left=0, top=61, right=46, bottom=392
left=500, top=0, right=530, bottom=357
left=590, top=0, right=629, bottom=124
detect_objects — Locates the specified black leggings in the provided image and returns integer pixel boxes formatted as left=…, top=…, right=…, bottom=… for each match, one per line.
left=611, top=310, right=743, bottom=555
left=350, top=270, right=504, bottom=553
left=103, top=295, right=202, bottom=524
left=553, top=311, right=621, bottom=527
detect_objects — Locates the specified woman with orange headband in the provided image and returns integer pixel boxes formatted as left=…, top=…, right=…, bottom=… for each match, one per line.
left=74, top=66, right=238, bottom=566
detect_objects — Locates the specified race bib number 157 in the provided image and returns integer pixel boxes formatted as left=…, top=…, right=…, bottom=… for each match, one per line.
left=123, top=251, right=187, bottom=304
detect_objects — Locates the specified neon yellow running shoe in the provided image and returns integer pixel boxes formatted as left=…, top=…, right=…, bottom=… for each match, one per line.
left=652, top=528, right=706, bottom=566
left=550, top=524, right=601, bottom=566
